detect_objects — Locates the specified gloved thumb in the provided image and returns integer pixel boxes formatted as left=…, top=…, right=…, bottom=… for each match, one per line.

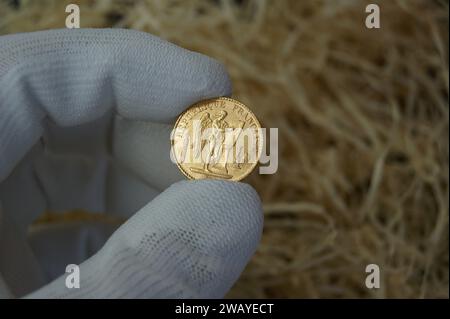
left=25, top=180, right=263, bottom=298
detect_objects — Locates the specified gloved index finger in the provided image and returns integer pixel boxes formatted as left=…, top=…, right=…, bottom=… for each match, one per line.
left=0, top=28, right=232, bottom=182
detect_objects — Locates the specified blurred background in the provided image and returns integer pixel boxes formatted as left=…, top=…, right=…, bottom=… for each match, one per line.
left=0, top=0, right=448, bottom=298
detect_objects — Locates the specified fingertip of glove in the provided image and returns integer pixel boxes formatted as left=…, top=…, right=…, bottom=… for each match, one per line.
left=201, top=58, right=233, bottom=97
left=118, top=27, right=233, bottom=99
left=157, top=179, right=263, bottom=297
left=168, top=179, right=263, bottom=233
left=170, top=179, right=261, bottom=206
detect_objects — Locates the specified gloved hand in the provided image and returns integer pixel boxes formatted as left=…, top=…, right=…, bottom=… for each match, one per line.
left=0, top=29, right=263, bottom=298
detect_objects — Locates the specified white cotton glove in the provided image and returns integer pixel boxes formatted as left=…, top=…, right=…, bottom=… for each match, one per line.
left=0, top=29, right=263, bottom=298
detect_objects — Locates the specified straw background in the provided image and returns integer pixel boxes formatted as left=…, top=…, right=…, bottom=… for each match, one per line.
left=0, top=0, right=448, bottom=298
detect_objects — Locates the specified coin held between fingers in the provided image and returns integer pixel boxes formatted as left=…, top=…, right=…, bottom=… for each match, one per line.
left=172, top=97, right=263, bottom=181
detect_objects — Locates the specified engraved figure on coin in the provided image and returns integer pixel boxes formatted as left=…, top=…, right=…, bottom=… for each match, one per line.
left=196, top=112, right=212, bottom=159
left=191, top=110, right=232, bottom=178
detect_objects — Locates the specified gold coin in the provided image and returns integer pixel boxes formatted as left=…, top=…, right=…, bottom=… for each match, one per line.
left=172, top=97, right=263, bottom=181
